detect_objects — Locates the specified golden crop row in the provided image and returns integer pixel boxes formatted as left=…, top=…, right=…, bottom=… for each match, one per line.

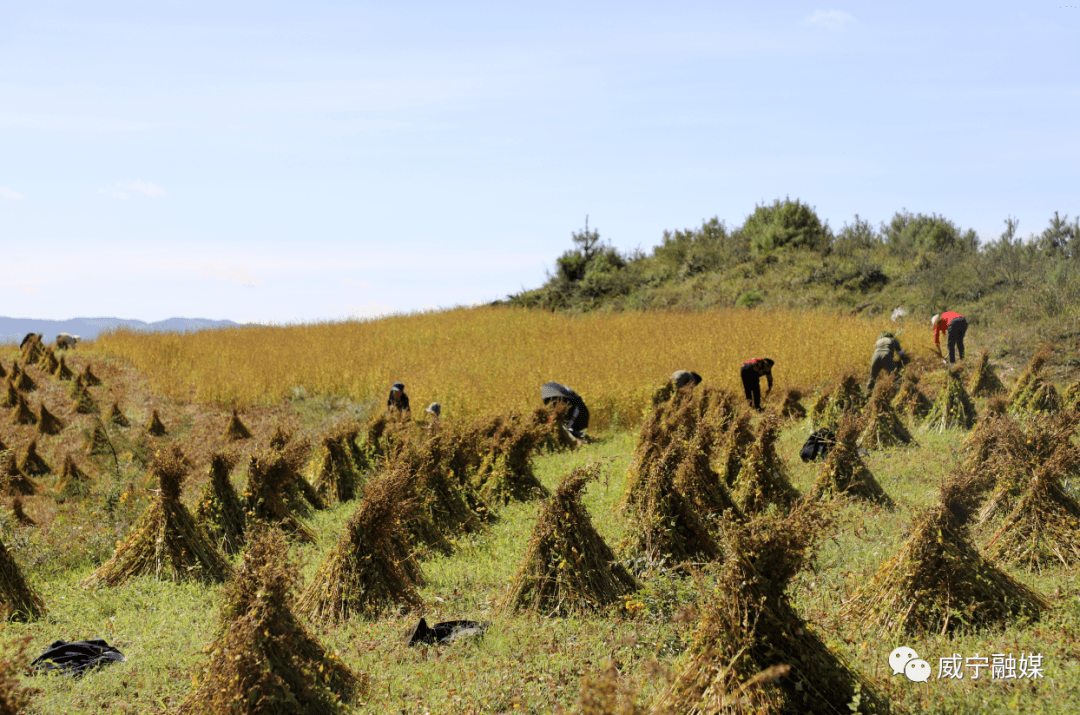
left=91, top=307, right=892, bottom=428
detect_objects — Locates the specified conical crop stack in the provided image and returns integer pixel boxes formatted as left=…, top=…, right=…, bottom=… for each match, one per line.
left=67, top=372, right=85, bottom=399
left=652, top=505, right=886, bottom=715
left=469, top=413, right=549, bottom=505
left=146, top=409, right=167, bottom=436
left=0, top=362, right=6, bottom=380
left=809, top=374, right=864, bottom=431
left=924, top=367, right=977, bottom=431
left=311, top=431, right=361, bottom=505
left=9, top=363, right=35, bottom=393
left=1010, top=348, right=1062, bottom=415
left=18, top=335, right=43, bottom=366
left=840, top=476, right=1047, bottom=636
left=273, top=439, right=324, bottom=517
left=71, top=384, right=99, bottom=415
left=35, top=402, right=65, bottom=436
left=716, top=413, right=754, bottom=488
left=105, top=401, right=130, bottom=427
left=85, top=422, right=112, bottom=456
left=0, top=380, right=17, bottom=409
left=56, top=455, right=93, bottom=502
left=811, top=416, right=892, bottom=506
left=779, top=387, right=807, bottom=421
left=857, top=374, right=913, bottom=450
left=967, top=350, right=1005, bottom=397
left=244, top=450, right=317, bottom=543
left=53, top=355, right=74, bottom=381
left=891, top=370, right=932, bottom=423
left=268, top=424, right=291, bottom=449
left=12, top=495, right=35, bottom=526
left=17, top=439, right=50, bottom=477
left=222, top=409, right=252, bottom=441
left=1, top=534, right=46, bottom=622
left=194, top=452, right=246, bottom=555
left=8, top=393, right=36, bottom=426
left=504, top=465, right=637, bottom=616
left=37, top=347, right=59, bottom=374
left=80, top=364, right=102, bottom=386
left=83, top=446, right=232, bottom=587
left=732, top=414, right=800, bottom=516
left=177, top=528, right=364, bottom=715
left=960, top=398, right=1025, bottom=494
left=1, top=454, right=38, bottom=497
left=296, top=468, right=422, bottom=624
left=528, top=401, right=580, bottom=453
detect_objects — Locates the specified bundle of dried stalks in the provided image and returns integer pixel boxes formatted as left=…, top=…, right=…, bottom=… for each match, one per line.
left=857, top=374, right=913, bottom=449
left=223, top=409, right=252, bottom=441
left=967, top=350, right=1005, bottom=396
left=177, top=528, right=363, bottom=715
left=469, top=414, right=549, bottom=505
left=840, top=476, right=1047, bottom=636
left=17, top=439, right=50, bottom=477
left=105, top=401, right=130, bottom=427
left=296, top=468, right=422, bottom=624
left=504, top=466, right=637, bottom=616
left=8, top=393, right=36, bottom=426
left=779, top=387, right=807, bottom=421
left=66, top=372, right=85, bottom=399
left=80, top=364, right=102, bottom=386
left=811, top=417, right=892, bottom=506
left=53, top=355, right=74, bottom=381
left=71, top=385, right=99, bottom=415
left=653, top=505, right=886, bottom=715
left=0, top=634, right=38, bottom=713
left=809, top=374, right=864, bottom=431
left=195, top=452, right=246, bottom=555
left=982, top=447, right=1080, bottom=571
left=924, top=367, right=977, bottom=432
left=0, top=380, right=17, bottom=409
left=18, top=334, right=43, bottom=365
left=0, top=362, right=5, bottom=379
left=891, top=370, right=932, bottom=423
left=85, top=422, right=112, bottom=456
left=1009, top=348, right=1062, bottom=415
left=9, top=363, right=35, bottom=393
left=146, top=409, right=167, bottom=436
left=84, top=446, right=232, bottom=587
left=244, top=450, right=317, bottom=543
left=56, top=455, right=93, bottom=502
left=274, top=439, right=324, bottom=516
left=269, top=424, right=292, bottom=449
left=311, top=431, right=361, bottom=505
left=528, top=401, right=580, bottom=452
left=732, top=414, right=800, bottom=515
left=1, top=535, right=46, bottom=622
left=1, top=454, right=38, bottom=497
left=36, top=402, right=65, bottom=436
left=12, top=496, right=35, bottom=526
left=716, top=414, right=754, bottom=488
left=37, top=347, right=59, bottom=374
left=960, top=403, right=1025, bottom=494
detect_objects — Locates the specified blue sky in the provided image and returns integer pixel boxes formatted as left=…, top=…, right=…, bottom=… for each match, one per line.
left=1, top=1, right=1077, bottom=323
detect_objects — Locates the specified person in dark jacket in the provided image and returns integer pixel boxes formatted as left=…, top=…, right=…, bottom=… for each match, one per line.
left=867, top=331, right=908, bottom=392
left=387, top=382, right=410, bottom=414
left=740, top=358, right=774, bottom=411
left=932, top=312, right=968, bottom=364
left=540, top=382, right=590, bottom=440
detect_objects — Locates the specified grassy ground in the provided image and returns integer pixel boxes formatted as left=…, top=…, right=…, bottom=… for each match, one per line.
left=4, top=417, right=1080, bottom=714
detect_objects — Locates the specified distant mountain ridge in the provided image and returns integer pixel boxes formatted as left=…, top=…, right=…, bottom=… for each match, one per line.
left=0, top=316, right=247, bottom=343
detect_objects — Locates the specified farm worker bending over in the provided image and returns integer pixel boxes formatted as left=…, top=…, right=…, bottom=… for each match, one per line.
left=932, top=312, right=968, bottom=364
left=387, top=382, right=411, bottom=415
left=740, top=358, right=774, bottom=411
left=671, top=370, right=703, bottom=389
left=867, top=331, right=908, bottom=392
left=540, top=382, right=590, bottom=440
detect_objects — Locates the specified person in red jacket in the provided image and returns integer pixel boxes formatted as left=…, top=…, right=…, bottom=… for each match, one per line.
left=932, top=312, right=968, bottom=364
left=740, top=358, right=774, bottom=410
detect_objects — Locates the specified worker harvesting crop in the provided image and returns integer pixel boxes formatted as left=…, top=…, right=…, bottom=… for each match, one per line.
left=932, top=312, right=968, bottom=365
left=740, top=358, right=774, bottom=411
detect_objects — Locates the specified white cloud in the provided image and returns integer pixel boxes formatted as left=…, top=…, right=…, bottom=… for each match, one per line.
left=201, top=264, right=263, bottom=287
left=344, top=278, right=372, bottom=288
left=99, top=180, right=166, bottom=200
left=0, top=187, right=25, bottom=200
left=806, top=9, right=856, bottom=31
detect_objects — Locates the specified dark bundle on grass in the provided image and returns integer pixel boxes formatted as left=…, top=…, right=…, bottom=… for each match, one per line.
left=8, top=363, right=35, bottom=393
left=469, top=413, right=549, bottom=505
left=1, top=454, right=38, bottom=497
left=653, top=505, right=887, bottom=715
left=621, top=445, right=723, bottom=566
left=809, top=374, right=864, bottom=431
left=53, top=355, right=74, bottom=381
left=1, top=533, right=46, bottom=621
left=80, top=364, right=102, bottom=386
left=967, top=350, right=1005, bottom=396
left=223, top=409, right=252, bottom=441
left=891, top=370, right=932, bottom=423
left=840, top=474, right=1048, bottom=636
left=243, top=450, right=317, bottom=543
left=71, top=385, right=99, bottom=415
left=37, top=346, right=59, bottom=374
left=311, top=431, right=362, bottom=505
left=105, top=401, right=130, bottom=427
left=0, top=380, right=16, bottom=409
left=12, top=496, right=35, bottom=526
left=297, top=468, right=423, bottom=624
left=1009, top=349, right=1063, bottom=416
left=146, top=408, right=167, bottom=436
left=18, top=334, right=43, bottom=365
left=924, top=367, right=977, bottom=432
left=17, top=439, right=50, bottom=477
left=811, top=416, right=892, bottom=506
left=35, top=401, right=65, bottom=436
left=83, top=445, right=232, bottom=587
left=528, top=401, right=579, bottom=452
left=732, top=414, right=800, bottom=516
left=857, top=374, right=913, bottom=450
left=84, top=422, right=112, bottom=456
left=177, top=528, right=363, bottom=715
left=195, top=452, right=246, bottom=555
left=56, top=455, right=93, bottom=502
left=504, top=465, right=637, bottom=616
left=778, top=387, right=807, bottom=421
left=8, top=393, right=36, bottom=426
left=269, top=424, right=291, bottom=449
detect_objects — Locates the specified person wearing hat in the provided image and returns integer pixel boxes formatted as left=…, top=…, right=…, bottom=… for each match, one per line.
left=931, top=312, right=968, bottom=364
left=740, top=358, right=774, bottom=411
left=671, top=370, right=703, bottom=389
left=540, top=382, right=590, bottom=440
left=387, top=382, right=411, bottom=414
left=867, top=331, right=908, bottom=392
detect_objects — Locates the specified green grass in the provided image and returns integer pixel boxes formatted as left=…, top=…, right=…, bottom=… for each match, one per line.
left=4, top=424, right=1080, bottom=714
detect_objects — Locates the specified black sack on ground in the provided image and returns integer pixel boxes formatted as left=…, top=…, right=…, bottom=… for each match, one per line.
left=406, top=618, right=488, bottom=646
left=30, top=639, right=125, bottom=677
left=799, top=429, right=835, bottom=463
